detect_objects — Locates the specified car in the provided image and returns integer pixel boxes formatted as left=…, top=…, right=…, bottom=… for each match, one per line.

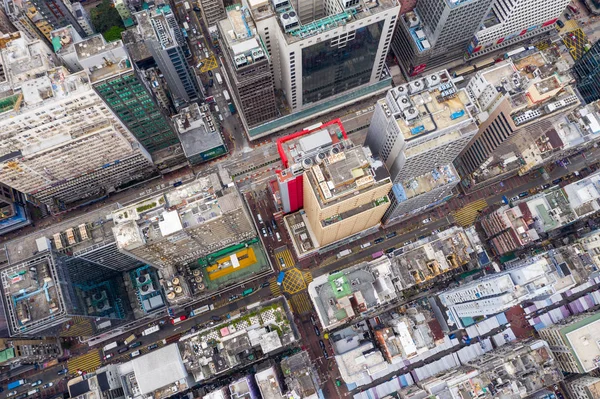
left=208, top=70, right=213, bottom=77
left=541, top=184, right=551, bottom=190
left=130, top=350, right=141, bottom=358
left=314, top=326, right=320, bottom=336
left=211, top=315, right=221, bottom=321
left=386, top=232, right=397, bottom=239
left=267, top=227, right=273, bottom=237
left=431, top=229, right=440, bottom=234
left=209, top=79, right=214, bottom=87
left=556, top=19, right=565, bottom=28
left=260, top=281, right=269, bottom=288
left=30, top=381, right=42, bottom=387
left=384, top=247, right=395, bottom=254
left=8, top=391, right=17, bottom=397
left=510, top=196, right=519, bottom=202
left=42, top=383, right=53, bottom=389
left=129, top=341, right=142, bottom=349
left=518, top=191, right=529, bottom=198
left=422, top=218, right=431, bottom=224
left=552, top=178, right=563, bottom=185
left=118, top=347, right=129, bottom=354
left=310, top=315, right=317, bottom=325
left=271, top=219, right=277, bottom=230
left=565, top=13, right=572, bottom=20
left=57, top=368, right=68, bottom=375
left=262, top=227, right=267, bottom=237
left=104, top=353, right=114, bottom=360
left=278, top=257, right=285, bottom=267
left=185, top=16, right=190, bottom=22
left=147, top=343, right=158, bottom=351
left=228, top=295, right=239, bottom=302
left=374, top=237, right=384, bottom=244
left=319, top=340, right=326, bottom=350
left=403, top=240, right=413, bottom=246
left=323, top=349, right=329, bottom=359
left=193, top=6, right=200, bottom=11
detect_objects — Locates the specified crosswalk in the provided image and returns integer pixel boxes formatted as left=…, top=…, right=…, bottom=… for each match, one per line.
left=274, top=248, right=295, bottom=270
left=282, top=268, right=306, bottom=295
left=452, top=199, right=488, bottom=227
left=67, top=349, right=101, bottom=374
left=60, top=316, right=94, bottom=338
left=303, top=271, right=313, bottom=285
left=290, top=292, right=313, bottom=315
left=269, top=277, right=281, bottom=296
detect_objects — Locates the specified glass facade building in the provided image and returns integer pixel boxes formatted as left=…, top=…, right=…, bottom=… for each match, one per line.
left=301, top=21, right=384, bottom=105
left=573, top=40, right=600, bottom=104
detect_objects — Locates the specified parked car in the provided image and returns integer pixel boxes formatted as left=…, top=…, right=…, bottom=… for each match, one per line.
left=422, top=218, right=431, bottom=224
left=57, top=368, right=68, bottom=375
left=314, top=326, right=320, bottom=336
left=130, top=350, right=141, bottom=358
left=541, top=184, right=551, bottom=190
left=42, top=383, right=53, bottom=389
left=374, top=237, right=384, bottom=244
left=556, top=19, right=565, bottom=28
left=510, top=196, right=519, bottom=202
left=208, top=70, right=213, bottom=77
left=403, top=240, right=413, bottom=246
left=211, top=315, right=221, bottom=321
left=319, top=340, right=326, bottom=350
left=260, top=281, right=269, bottom=288
left=8, top=391, right=17, bottom=397
left=147, top=343, right=158, bottom=351
left=118, top=347, right=129, bottom=354
left=193, top=6, right=200, bottom=11
left=518, top=191, right=529, bottom=198
left=262, top=227, right=267, bottom=237
left=552, top=178, right=563, bottom=185
left=129, top=341, right=142, bottom=349
left=104, top=353, right=114, bottom=360
left=30, top=381, right=42, bottom=388
left=384, top=247, right=395, bottom=254
left=310, top=315, right=317, bottom=325
left=385, top=232, right=397, bottom=239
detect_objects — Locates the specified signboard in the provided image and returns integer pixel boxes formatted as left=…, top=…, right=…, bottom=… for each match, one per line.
left=409, top=64, right=427, bottom=76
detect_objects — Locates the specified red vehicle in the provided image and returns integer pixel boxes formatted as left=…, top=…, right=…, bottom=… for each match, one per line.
left=568, top=4, right=579, bottom=13
left=171, top=315, right=187, bottom=325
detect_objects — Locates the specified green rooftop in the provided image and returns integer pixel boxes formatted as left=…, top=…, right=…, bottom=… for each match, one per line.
left=0, top=348, right=15, bottom=364
left=329, top=272, right=351, bottom=299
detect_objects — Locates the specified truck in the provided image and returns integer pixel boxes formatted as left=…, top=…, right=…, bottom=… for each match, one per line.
left=242, top=288, right=253, bottom=296
left=27, top=389, right=39, bottom=397
left=8, top=381, right=26, bottom=390
left=337, top=249, right=352, bottom=259
left=142, top=325, right=160, bottom=336
left=123, top=334, right=136, bottom=346
left=372, top=250, right=384, bottom=259
left=215, top=72, right=223, bottom=85
left=184, top=1, right=190, bottom=11
left=277, top=271, right=285, bottom=285
left=183, top=22, right=189, bottom=30
left=223, top=90, right=230, bottom=102
left=102, top=341, right=118, bottom=353
left=190, top=304, right=214, bottom=316
left=228, top=102, right=236, bottom=114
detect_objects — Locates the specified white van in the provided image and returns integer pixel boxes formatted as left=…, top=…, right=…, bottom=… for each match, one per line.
left=130, top=350, right=141, bottom=358
left=360, top=242, right=372, bottom=249
left=276, top=232, right=281, bottom=242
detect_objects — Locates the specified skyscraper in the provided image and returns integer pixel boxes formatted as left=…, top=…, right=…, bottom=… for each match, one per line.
left=28, top=0, right=88, bottom=37
left=366, top=70, right=477, bottom=224
left=466, top=0, right=570, bottom=60
left=218, top=5, right=278, bottom=128
left=198, top=0, right=226, bottom=27
left=573, top=40, right=600, bottom=104
left=392, top=0, right=493, bottom=76
left=0, top=35, right=154, bottom=213
left=133, top=5, right=201, bottom=108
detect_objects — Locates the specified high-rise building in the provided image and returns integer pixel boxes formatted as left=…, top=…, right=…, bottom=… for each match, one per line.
left=365, top=70, right=477, bottom=224
left=241, top=0, right=399, bottom=139
left=454, top=57, right=580, bottom=189
left=133, top=5, right=200, bottom=108
left=0, top=35, right=154, bottom=213
left=70, top=2, right=95, bottom=36
left=573, top=40, right=600, bottom=105
left=113, top=0, right=133, bottom=27
left=0, top=6, right=17, bottom=34
left=566, top=376, right=600, bottom=399
left=198, top=0, right=226, bottom=27
left=538, top=312, right=600, bottom=374
left=392, top=0, right=493, bottom=76
left=218, top=5, right=278, bottom=128
left=74, top=34, right=181, bottom=158
left=279, top=121, right=392, bottom=252
left=0, top=337, right=61, bottom=365
left=466, top=0, right=569, bottom=60
left=0, top=249, right=133, bottom=337
left=0, top=183, right=31, bottom=237
left=2, top=0, right=51, bottom=43
left=28, top=0, right=88, bottom=37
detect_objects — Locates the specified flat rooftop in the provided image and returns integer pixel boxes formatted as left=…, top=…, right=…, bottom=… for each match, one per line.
left=75, top=35, right=131, bottom=83
left=394, top=164, right=457, bottom=201
left=563, top=315, right=600, bottom=373
left=172, top=103, right=224, bottom=157
left=131, top=344, right=188, bottom=395
left=255, top=367, right=284, bottom=399
left=0, top=253, right=65, bottom=336
left=387, top=70, right=472, bottom=141
left=50, top=26, right=78, bottom=55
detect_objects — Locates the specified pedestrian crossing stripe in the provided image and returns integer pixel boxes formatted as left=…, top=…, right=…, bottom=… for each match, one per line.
left=275, top=248, right=295, bottom=269
left=303, top=271, right=313, bottom=284
left=290, top=292, right=313, bottom=314
left=60, top=316, right=94, bottom=338
left=452, top=199, right=487, bottom=227
left=67, top=349, right=101, bottom=375
left=269, top=277, right=281, bottom=296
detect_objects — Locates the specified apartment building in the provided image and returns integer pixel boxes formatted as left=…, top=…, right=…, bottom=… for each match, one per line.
left=573, top=40, right=600, bottom=105
left=28, top=0, right=88, bottom=37
left=566, top=376, right=600, bottom=399
left=198, top=0, right=226, bottom=27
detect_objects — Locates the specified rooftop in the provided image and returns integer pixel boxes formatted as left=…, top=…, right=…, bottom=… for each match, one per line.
left=131, top=344, right=188, bottom=395
left=563, top=171, right=600, bottom=218
left=50, top=26, right=79, bottom=55
left=219, top=5, right=269, bottom=71
left=1, top=36, right=52, bottom=88
left=559, top=312, right=600, bottom=373
left=393, top=164, right=457, bottom=203
left=280, top=351, right=320, bottom=398
left=255, top=367, right=284, bottom=399
left=172, top=103, right=225, bottom=158
left=385, top=70, right=474, bottom=141
left=308, top=256, right=398, bottom=329
left=75, top=35, right=131, bottom=83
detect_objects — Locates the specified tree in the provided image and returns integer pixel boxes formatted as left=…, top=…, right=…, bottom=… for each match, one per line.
left=103, top=25, right=125, bottom=42
left=91, top=0, right=124, bottom=34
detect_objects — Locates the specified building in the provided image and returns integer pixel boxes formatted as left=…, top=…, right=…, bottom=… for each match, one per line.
left=74, top=35, right=182, bottom=161
left=466, top=0, right=569, bottom=59
left=308, top=256, right=399, bottom=330
left=0, top=182, right=31, bottom=237
left=366, top=70, right=477, bottom=223
left=239, top=0, right=399, bottom=139
left=172, top=103, right=227, bottom=165
left=133, top=5, right=200, bottom=108
left=112, top=174, right=269, bottom=305
left=71, top=2, right=94, bottom=36
left=28, top=0, right=88, bottom=37
left=113, top=0, right=133, bottom=27
left=0, top=337, right=61, bottom=365
left=229, top=376, right=260, bottom=399
left=438, top=255, right=575, bottom=328
left=454, top=51, right=580, bottom=189
left=198, top=0, right=226, bottom=27
left=391, top=0, right=493, bottom=75
left=1, top=1, right=46, bottom=43
left=255, top=365, right=285, bottom=399
left=218, top=4, right=278, bottom=128
left=538, top=312, right=600, bottom=374
left=573, top=40, right=600, bottom=105
left=390, top=226, right=474, bottom=290
left=280, top=120, right=392, bottom=253
left=179, top=297, right=298, bottom=382
left=67, top=365, right=125, bottom=399
left=0, top=36, right=154, bottom=213
left=0, top=6, right=16, bottom=34
left=566, top=376, right=600, bottom=399
left=0, top=250, right=134, bottom=337
left=280, top=351, right=321, bottom=398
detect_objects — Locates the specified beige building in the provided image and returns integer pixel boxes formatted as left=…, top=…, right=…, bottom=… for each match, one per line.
left=566, top=376, right=600, bottom=399
left=302, top=144, right=392, bottom=247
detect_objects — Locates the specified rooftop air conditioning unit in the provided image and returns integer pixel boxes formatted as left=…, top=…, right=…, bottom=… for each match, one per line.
left=316, top=152, right=327, bottom=164
left=302, top=157, right=313, bottom=169
left=281, top=11, right=299, bottom=32
left=404, top=107, right=419, bottom=121
left=397, top=95, right=411, bottom=110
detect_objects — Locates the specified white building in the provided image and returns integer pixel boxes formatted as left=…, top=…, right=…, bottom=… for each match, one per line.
left=365, top=70, right=478, bottom=223
left=241, top=0, right=400, bottom=139
left=467, top=0, right=571, bottom=59
left=0, top=34, right=154, bottom=213
left=71, top=2, right=95, bottom=36
left=439, top=256, right=575, bottom=327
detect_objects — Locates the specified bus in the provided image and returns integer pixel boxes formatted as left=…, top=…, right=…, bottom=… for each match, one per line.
left=242, top=288, right=253, bottom=296
left=103, top=341, right=118, bottom=352
left=277, top=271, right=285, bottom=285
left=223, top=90, right=230, bottom=102
left=190, top=304, right=214, bottom=316
left=142, top=325, right=160, bottom=336
left=171, top=315, right=187, bottom=325
left=8, top=380, right=26, bottom=390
